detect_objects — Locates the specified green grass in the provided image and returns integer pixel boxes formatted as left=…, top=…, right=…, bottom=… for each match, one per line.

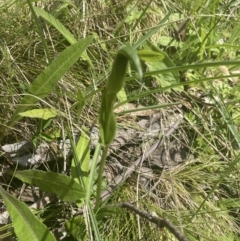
left=1, top=0, right=240, bottom=240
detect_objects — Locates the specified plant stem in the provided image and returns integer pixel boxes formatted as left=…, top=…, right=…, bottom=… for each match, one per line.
left=95, top=146, right=108, bottom=210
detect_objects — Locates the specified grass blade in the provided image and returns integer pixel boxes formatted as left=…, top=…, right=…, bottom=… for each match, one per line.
left=27, top=0, right=51, bottom=63
left=133, top=11, right=172, bottom=50
left=125, top=60, right=240, bottom=82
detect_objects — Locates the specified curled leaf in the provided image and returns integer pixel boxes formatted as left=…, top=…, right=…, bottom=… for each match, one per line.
left=106, top=44, right=142, bottom=94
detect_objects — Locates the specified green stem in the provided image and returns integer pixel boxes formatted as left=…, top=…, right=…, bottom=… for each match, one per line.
left=95, top=146, right=108, bottom=210
left=86, top=143, right=101, bottom=203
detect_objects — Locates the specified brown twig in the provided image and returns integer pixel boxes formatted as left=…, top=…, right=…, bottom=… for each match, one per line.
left=118, top=202, right=189, bottom=241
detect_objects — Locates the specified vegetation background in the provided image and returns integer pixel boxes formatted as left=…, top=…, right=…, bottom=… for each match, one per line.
left=1, top=0, right=240, bottom=240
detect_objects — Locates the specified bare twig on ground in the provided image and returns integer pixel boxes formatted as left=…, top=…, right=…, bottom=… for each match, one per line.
left=118, top=202, right=189, bottom=241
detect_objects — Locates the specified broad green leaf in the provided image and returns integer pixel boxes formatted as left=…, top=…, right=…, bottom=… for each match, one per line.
left=71, top=127, right=90, bottom=188
left=33, top=6, right=93, bottom=67
left=147, top=61, right=179, bottom=91
left=14, top=170, right=86, bottom=201
left=0, top=186, right=56, bottom=241
left=65, top=216, right=86, bottom=240
left=145, top=41, right=183, bottom=91
left=137, top=50, right=164, bottom=62
left=117, top=88, right=128, bottom=102
left=8, top=36, right=93, bottom=128
left=146, top=41, right=180, bottom=80
left=158, top=35, right=179, bottom=47
left=19, top=108, right=57, bottom=120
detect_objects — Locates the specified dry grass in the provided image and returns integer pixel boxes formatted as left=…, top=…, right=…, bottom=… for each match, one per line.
left=0, top=0, right=240, bottom=240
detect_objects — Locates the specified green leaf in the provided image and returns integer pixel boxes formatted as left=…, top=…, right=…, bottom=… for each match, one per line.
left=76, top=90, right=85, bottom=118
left=8, top=36, right=93, bottom=128
left=14, top=170, right=86, bottom=201
left=0, top=186, right=56, bottom=241
left=145, top=41, right=183, bottom=91
left=137, top=50, right=164, bottom=62
left=99, top=90, right=117, bottom=145
left=125, top=8, right=143, bottom=24
left=50, top=2, right=74, bottom=18
left=19, top=108, right=57, bottom=120
left=65, top=216, right=86, bottom=240
left=71, top=127, right=90, bottom=188
left=218, top=198, right=240, bottom=208
left=33, top=6, right=93, bottom=67
left=33, top=6, right=76, bottom=44
left=147, top=61, right=179, bottom=90
left=117, top=88, right=128, bottom=102
left=96, top=205, right=122, bottom=220
left=146, top=41, right=180, bottom=80
left=158, top=35, right=179, bottom=47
